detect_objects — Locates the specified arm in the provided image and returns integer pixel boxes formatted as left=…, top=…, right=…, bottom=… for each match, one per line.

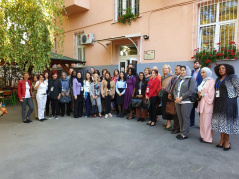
left=121, top=82, right=127, bottom=95
left=101, top=80, right=104, bottom=97
left=132, top=77, right=136, bottom=97
left=34, top=81, right=40, bottom=91
left=181, top=78, right=197, bottom=100
left=112, top=82, right=115, bottom=96
left=148, top=79, right=160, bottom=98
left=17, top=81, right=23, bottom=101
left=73, top=79, right=77, bottom=97
left=203, top=80, right=215, bottom=105
left=116, top=81, right=120, bottom=94
left=231, top=75, right=239, bottom=94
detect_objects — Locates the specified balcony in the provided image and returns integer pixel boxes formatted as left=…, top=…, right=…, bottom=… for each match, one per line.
left=64, top=0, right=90, bottom=16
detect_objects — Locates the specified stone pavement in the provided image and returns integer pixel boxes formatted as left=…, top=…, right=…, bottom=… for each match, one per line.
left=0, top=104, right=239, bottom=179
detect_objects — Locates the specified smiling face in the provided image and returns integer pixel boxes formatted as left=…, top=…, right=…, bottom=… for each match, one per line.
left=180, top=67, right=186, bottom=77
left=163, top=66, right=170, bottom=76
left=77, top=73, right=81, bottom=79
left=93, top=74, right=98, bottom=82
left=105, top=73, right=110, bottom=79
left=61, top=73, right=66, bottom=79
left=175, top=66, right=181, bottom=76
left=44, top=72, right=48, bottom=79
left=194, top=62, right=201, bottom=70
left=33, top=75, right=38, bottom=82
left=39, top=75, right=44, bottom=82
left=114, top=70, right=118, bottom=76
left=72, top=71, right=77, bottom=77
left=86, top=73, right=91, bottom=80
left=219, top=65, right=226, bottom=77
left=128, top=69, right=132, bottom=76
left=201, top=70, right=207, bottom=79
left=120, top=72, right=124, bottom=79
left=144, top=69, right=149, bottom=76
left=52, top=73, right=57, bottom=80
left=151, top=71, right=156, bottom=78
left=139, top=73, right=144, bottom=81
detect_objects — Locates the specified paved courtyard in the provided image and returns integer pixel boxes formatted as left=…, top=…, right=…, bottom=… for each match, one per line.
left=0, top=104, right=239, bottom=179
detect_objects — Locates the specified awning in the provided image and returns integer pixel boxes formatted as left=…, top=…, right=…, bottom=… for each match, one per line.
left=94, top=34, right=141, bottom=42
left=50, top=52, right=86, bottom=64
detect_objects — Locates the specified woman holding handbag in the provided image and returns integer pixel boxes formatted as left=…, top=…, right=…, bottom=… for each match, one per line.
left=90, top=73, right=102, bottom=118
left=83, top=72, right=92, bottom=118
left=197, top=67, right=215, bottom=143
left=73, top=72, right=84, bottom=118
left=135, top=72, right=148, bottom=122
left=101, top=72, right=115, bottom=119
left=60, top=72, right=71, bottom=117
left=116, top=71, right=127, bottom=117
left=145, top=69, right=160, bottom=126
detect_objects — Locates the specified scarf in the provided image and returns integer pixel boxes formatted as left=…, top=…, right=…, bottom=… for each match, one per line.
left=106, top=78, right=111, bottom=90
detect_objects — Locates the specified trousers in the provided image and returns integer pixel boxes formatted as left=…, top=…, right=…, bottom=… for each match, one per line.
left=149, top=96, right=157, bottom=123
left=21, top=98, right=34, bottom=120
left=51, top=98, right=60, bottom=116
left=36, top=94, right=47, bottom=120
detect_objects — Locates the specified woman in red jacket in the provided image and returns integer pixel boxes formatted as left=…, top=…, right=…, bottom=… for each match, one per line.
left=18, top=72, right=34, bottom=123
left=145, top=69, right=160, bottom=126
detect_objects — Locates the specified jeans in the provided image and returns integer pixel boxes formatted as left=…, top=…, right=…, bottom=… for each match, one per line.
left=85, top=93, right=91, bottom=117
left=21, top=98, right=34, bottom=120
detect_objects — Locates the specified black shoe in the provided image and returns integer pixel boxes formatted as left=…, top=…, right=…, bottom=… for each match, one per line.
left=55, top=116, right=59, bottom=119
left=49, top=115, right=54, bottom=119
left=44, top=118, right=48, bottom=120
left=224, top=143, right=231, bottom=151
left=177, top=134, right=188, bottom=140
left=137, top=118, right=141, bottom=122
left=23, top=119, right=30, bottom=123
left=150, top=123, right=156, bottom=126
left=120, top=114, right=125, bottom=118
left=199, top=137, right=203, bottom=142
left=117, top=114, right=121, bottom=117
left=168, top=128, right=175, bottom=131
left=39, top=119, right=44, bottom=122
left=171, top=130, right=180, bottom=134
left=216, top=144, right=224, bottom=148
left=141, top=118, right=145, bottom=122
left=27, top=119, right=32, bottom=122
left=116, top=112, right=119, bottom=116
left=46, top=114, right=49, bottom=116
left=146, top=122, right=152, bottom=125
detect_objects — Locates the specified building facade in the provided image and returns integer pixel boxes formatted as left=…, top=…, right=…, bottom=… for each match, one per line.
left=60, top=0, right=239, bottom=75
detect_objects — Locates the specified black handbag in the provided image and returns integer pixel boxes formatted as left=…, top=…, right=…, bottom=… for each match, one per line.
left=60, top=96, right=70, bottom=103
left=90, top=100, right=99, bottom=115
left=130, top=98, right=142, bottom=108
left=142, top=99, right=150, bottom=110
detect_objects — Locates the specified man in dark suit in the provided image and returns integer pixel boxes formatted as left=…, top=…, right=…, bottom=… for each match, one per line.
left=190, top=59, right=203, bottom=127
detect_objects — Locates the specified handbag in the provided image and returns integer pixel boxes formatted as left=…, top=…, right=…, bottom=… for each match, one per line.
left=142, top=99, right=150, bottom=110
left=130, top=98, right=143, bottom=108
left=90, top=99, right=99, bottom=115
left=60, top=94, right=70, bottom=103
left=165, top=101, right=176, bottom=115
left=158, top=90, right=163, bottom=98
left=188, top=78, right=199, bottom=102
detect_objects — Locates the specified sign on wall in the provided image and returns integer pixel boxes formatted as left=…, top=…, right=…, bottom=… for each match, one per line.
left=144, top=50, right=155, bottom=60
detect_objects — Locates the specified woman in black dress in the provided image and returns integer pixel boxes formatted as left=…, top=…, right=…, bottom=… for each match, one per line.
left=212, top=64, right=239, bottom=151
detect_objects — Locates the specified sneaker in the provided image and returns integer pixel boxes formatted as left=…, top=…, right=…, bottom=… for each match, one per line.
left=105, top=114, right=109, bottom=119
left=55, top=116, right=59, bottom=120
left=108, top=113, right=112, bottom=118
left=85, top=116, right=88, bottom=118
left=49, top=115, right=54, bottom=119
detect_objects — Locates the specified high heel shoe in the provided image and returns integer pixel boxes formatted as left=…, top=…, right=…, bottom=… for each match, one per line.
left=150, top=122, right=156, bottom=126
left=224, top=143, right=231, bottom=151
left=146, top=121, right=152, bottom=125
left=216, top=144, right=224, bottom=148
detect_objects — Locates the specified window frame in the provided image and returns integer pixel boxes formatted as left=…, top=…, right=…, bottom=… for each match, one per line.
left=76, top=34, right=86, bottom=62
left=197, top=1, right=238, bottom=51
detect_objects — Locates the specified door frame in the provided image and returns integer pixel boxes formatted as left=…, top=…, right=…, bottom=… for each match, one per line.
left=118, top=56, right=137, bottom=73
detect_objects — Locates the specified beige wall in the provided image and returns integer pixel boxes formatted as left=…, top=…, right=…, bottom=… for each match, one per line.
left=61, top=0, right=239, bottom=67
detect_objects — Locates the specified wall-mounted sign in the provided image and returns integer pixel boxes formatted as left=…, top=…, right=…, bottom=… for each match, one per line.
left=144, top=50, right=155, bottom=60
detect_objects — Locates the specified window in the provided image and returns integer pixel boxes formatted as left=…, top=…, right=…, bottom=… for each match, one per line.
left=114, top=0, right=139, bottom=22
left=198, top=0, right=237, bottom=50
left=76, top=34, right=85, bottom=62
left=119, top=44, right=138, bottom=56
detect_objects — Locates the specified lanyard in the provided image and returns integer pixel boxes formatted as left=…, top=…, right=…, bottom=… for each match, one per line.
left=201, top=80, right=207, bottom=88
left=216, top=76, right=227, bottom=89
left=139, top=81, right=142, bottom=89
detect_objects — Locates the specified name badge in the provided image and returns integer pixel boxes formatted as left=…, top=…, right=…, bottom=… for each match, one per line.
left=51, top=87, right=54, bottom=91
left=146, top=88, right=149, bottom=93
left=216, top=90, right=220, bottom=98
left=81, top=87, right=84, bottom=91
left=107, top=89, right=110, bottom=92
left=138, top=89, right=141, bottom=95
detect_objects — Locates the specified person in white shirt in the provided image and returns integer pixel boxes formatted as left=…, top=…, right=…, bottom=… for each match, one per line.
left=35, top=74, right=48, bottom=122
left=44, top=71, right=50, bottom=116
left=83, top=72, right=92, bottom=118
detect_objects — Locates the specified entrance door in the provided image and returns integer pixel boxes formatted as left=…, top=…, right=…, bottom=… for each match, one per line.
left=119, top=58, right=137, bottom=73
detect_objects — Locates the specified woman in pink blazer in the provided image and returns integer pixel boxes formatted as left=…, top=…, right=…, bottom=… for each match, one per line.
left=197, top=67, right=215, bottom=143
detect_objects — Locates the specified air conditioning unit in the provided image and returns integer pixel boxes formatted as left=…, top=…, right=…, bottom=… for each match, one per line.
left=81, top=33, right=95, bottom=45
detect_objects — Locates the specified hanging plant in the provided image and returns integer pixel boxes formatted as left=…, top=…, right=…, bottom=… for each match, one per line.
left=118, top=4, right=139, bottom=25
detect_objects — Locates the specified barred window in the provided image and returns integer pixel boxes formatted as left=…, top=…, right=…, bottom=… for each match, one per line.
left=198, top=0, right=237, bottom=50
left=114, top=0, right=139, bottom=22
left=76, top=34, right=85, bottom=62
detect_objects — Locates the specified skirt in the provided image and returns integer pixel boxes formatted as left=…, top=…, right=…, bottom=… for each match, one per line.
left=117, top=88, right=125, bottom=105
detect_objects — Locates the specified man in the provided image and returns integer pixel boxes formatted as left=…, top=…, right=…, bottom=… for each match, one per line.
left=168, top=65, right=181, bottom=134
left=190, top=59, right=203, bottom=127
left=90, top=67, right=95, bottom=75
left=67, top=68, right=74, bottom=80
left=125, top=63, right=138, bottom=77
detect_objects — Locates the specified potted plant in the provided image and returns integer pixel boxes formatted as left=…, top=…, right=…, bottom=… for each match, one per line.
left=118, top=3, right=139, bottom=25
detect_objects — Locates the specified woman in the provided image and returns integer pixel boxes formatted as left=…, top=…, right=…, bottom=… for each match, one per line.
left=70, top=70, right=77, bottom=112
left=90, top=73, right=102, bottom=118
left=144, top=68, right=151, bottom=81
left=60, top=72, right=71, bottom=117
left=34, top=74, right=48, bottom=122
left=44, top=71, right=50, bottom=116
left=172, top=66, right=197, bottom=140
left=101, top=72, right=115, bottom=118
left=135, top=72, right=148, bottom=122
left=18, top=72, right=34, bottom=123
left=73, top=72, right=84, bottom=118
left=145, top=69, right=160, bottom=126
left=100, top=69, right=107, bottom=82
left=116, top=71, right=127, bottom=117
left=31, top=75, right=38, bottom=120
left=48, top=71, right=62, bottom=119
left=124, top=68, right=137, bottom=119
left=161, top=65, right=174, bottom=130
left=112, top=69, right=119, bottom=114
left=197, top=67, right=215, bottom=143
left=83, top=72, right=92, bottom=118
left=212, top=64, right=239, bottom=151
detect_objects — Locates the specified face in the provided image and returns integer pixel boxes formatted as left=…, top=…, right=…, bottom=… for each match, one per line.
left=44, top=73, right=48, bottom=79
left=201, top=70, right=207, bottom=79
left=61, top=73, right=66, bottom=79
left=139, top=73, right=144, bottom=81
left=129, top=65, right=133, bottom=68
left=52, top=73, right=57, bottom=79
left=194, top=62, right=201, bottom=70
left=181, top=67, right=186, bottom=77
left=105, top=73, right=110, bottom=79
left=39, top=75, right=44, bottom=81
left=175, top=66, right=181, bottom=76
left=144, top=69, right=149, bottom=75
left=23, top=73, right=29, bottom=80
left=73, top=71, right=77, bottom=77
left=94, top=75, right=98, bottom=81
left=128, top=69, right=132, bottom=76
left=120, top=72, right=124, bottom=79
left=219, top=65, right=226, bottom=76
left=86, top=73, right=90, bottom=80
left=33, top=76, right=38, bottom=82
left=114, top=70, right=118, bottom=76
left=151, top=71, right=156, bottom=78
left=90, top=68, right=94, bottom=73
left=77, top=73, right=81, bottom=79
left=163, top=66, right=169, bottom=75
left=103, top=70, right=107, bottom=76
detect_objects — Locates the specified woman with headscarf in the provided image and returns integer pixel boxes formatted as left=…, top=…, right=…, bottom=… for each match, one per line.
left=197, top=67, right=215, bottom=143
left=73, top=72, right=84, bottom=118
left=60, top=72, right=71, bottom=117
left=172, top=65, right=197, bottom=140
left=124, top=68, right=137, bottom=119
left=161, top=64, right=174, bottom=130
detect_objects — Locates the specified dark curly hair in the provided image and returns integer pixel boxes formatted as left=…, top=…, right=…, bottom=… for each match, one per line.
left=214, top=64, right=235, bottom=77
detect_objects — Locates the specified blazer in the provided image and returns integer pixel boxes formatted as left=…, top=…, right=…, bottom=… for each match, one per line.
left=191, top=69, right=203, bottom=87
left=197, top=79, right=215, bottom=114
left=172, top=77, right=197, bottom=102
left=90, top=82, right=101, bottom=97
left=224, top=74, right=239, bottom=98
left=101, top=79, right=115, bottom=97
left=135, top=80, right=148, bottom=97
left=145, top=77, right=160, bottom=98
left=48, top=78, right=62, bottom=99
left=18, top=79, right=32, bottom=100
left=73, top=78, right=82, bottom=96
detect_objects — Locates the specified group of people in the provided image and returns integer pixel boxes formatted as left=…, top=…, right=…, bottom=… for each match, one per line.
left=17, top=61, right=239, bottom=151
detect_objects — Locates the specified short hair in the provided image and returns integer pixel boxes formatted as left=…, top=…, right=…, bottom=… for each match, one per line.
left=194, top=59, right=202, bottom=65
left=176, top=65, right=181, bottom=68
left=152, top=66, right=158, bottom=71
left=144, top=67, right=151, bottom=74
left=162, top=64, right=172, bottom=74
left=38, top=74, right=45, bottom=80
left=23, top=72, right=30, bottom=76
left=152, top=69, right=158, bottom=75
left=90, top=67, right=95, bottom=70
left=113, top=69, right=119, bottom=76
left=51, top=70, right=58, bottom=76
left=85, top=72, right=93, bottom=82
left=214, top=64, right=235, bottom=77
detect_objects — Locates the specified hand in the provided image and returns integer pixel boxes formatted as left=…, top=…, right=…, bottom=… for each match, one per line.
left=168, top=94, right=172, bottom=100
left=119, top=93, right=121, bottom=96
left=146, top=95, right=149, bottom=100
left=132, top=94, right=134, bottom=98
left=175, top=97, right=182, bottom=103
left=74, top=96, right=77, bottom=100
left=57, top=95, right=61, bottom=100
left=138, top=95, right=143, bottom=99
left=20, top=99, right=23, bottom=102
left=66, top=92, right=69, bottom=96
left=61, top=93, right=65, bottom=96
left=112, top=95, right=114, bottom=99
left=197, top=91, right=201, bottom=96
left=95, top=95, right=98, bottom=99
